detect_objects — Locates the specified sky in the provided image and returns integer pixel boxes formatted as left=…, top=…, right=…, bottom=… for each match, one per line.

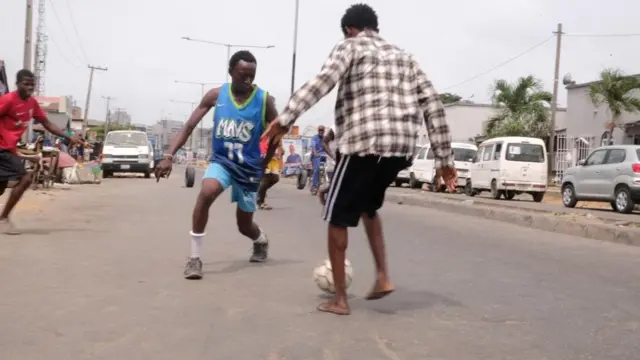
left=1, top=0, right=639, bottom=129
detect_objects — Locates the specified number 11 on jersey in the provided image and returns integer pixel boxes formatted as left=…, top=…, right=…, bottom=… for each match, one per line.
left=224, top=141, right=244, bottom=164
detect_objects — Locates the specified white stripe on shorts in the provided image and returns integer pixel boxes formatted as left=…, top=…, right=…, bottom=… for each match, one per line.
left=322, top=154, right=351, bottom=222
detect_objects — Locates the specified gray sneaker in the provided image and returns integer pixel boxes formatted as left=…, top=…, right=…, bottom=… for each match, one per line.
left=184, top=258, right=203, bottom=280
left=250, top=241, right=269, bottom=263
left=0, top=218, right=21, bottom=235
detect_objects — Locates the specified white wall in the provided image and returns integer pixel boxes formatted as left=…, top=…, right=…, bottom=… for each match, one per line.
left=417, top=103, right=565, bottom=144
left=565, top=85, right=640, bottom=144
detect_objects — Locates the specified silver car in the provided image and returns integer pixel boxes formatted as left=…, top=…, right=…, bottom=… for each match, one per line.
left=561, top=145, right=640, bottom=213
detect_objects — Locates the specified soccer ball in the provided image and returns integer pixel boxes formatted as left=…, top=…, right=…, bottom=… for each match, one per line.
left=313, top=259, right=353, bottom=294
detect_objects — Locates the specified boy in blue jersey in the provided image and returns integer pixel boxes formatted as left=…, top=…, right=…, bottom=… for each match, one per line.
left=155, top=51, right=279, bottom=280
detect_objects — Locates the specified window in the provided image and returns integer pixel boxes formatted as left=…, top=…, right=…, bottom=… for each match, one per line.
left=505, top=143, right=545, bottom=163
left=473, top=147, right=484, bottom=163
left=482, top=145, right=493, bottom=161
left=605, top=149, right=626, bottom=164
left=493, top=143, right=502, bottom=161
left=426, top=148, right=435, bottom=159
left=416, top=147, right=428, bottom=160
left=105, top=132, right=148, bottom=146
left=584, top=149, right=607, bottom=166
left=452, top=147, right=477, bottom=162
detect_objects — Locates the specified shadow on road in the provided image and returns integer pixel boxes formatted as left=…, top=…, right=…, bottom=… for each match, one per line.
left=355, top=287, right=463, bottom=315
left=17, top=227, right=100, bottom=235
left=203, top=258, right=303, bottom=275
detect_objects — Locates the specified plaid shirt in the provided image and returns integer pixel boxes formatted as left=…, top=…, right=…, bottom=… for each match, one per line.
left=278, top=31, right=454, bottom=168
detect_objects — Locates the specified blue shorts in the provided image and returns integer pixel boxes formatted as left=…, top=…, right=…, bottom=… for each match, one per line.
left=203, top=162, right=257, bottom=213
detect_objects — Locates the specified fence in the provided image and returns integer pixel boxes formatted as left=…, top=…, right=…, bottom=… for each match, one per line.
left=551, top=134, right=597, bottom=184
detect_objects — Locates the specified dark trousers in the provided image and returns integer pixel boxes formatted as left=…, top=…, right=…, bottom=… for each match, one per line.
left=257, top=173, right=280, bottom=205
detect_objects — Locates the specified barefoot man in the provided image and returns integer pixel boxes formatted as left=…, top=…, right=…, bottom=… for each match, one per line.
left=264, top=4, right=457, bottom=315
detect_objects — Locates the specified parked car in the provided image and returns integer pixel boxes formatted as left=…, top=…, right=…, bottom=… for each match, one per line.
left=561, top=145, right=640, bottom=213
left=394, top=145, right=424, bottom=187
left=465, top=136, right=547, bottom=202
left=408, top=142, right=478, bottom=191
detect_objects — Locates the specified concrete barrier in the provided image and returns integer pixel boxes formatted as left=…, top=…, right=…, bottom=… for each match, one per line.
left=385, top=193, right=640, bottom=246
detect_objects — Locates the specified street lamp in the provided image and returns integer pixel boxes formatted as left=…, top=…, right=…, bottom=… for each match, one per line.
left=170, top=99, right=197, bottom=149
left=181, top=36, right=275, bottom=82
left=174, top=80, right=222, bottom=152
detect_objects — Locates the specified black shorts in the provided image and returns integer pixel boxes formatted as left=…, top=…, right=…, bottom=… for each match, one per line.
left=0, top=149, right=26, bottom=184
left=322, top=153, right=411, bottom=227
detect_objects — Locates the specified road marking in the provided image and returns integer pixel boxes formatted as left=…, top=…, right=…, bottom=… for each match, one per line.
left=373, top=333, right=402, bottom=360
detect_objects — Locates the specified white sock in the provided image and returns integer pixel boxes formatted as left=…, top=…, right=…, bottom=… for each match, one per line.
left=189, top=231, right=205, bottom=258
left=254, top=229, right=268, bottom=244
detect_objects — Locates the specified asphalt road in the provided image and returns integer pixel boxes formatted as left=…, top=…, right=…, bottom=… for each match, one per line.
left=1, top=172, right=640, bottom=360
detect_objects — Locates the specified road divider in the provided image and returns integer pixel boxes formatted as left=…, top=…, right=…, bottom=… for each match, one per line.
left=385, top=192, right=640, bottom=246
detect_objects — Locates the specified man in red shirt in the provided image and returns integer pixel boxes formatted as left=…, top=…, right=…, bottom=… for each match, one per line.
left=0, top=69, right=83, bottom=234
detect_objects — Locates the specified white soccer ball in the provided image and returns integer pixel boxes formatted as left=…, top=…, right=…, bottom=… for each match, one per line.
left=313, top=259, right=353, bottom=294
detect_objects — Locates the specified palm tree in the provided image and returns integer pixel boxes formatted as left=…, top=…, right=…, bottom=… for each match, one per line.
left=484, top=75, right=552, bottom=138
left=588, top=69, right=640, bottom=145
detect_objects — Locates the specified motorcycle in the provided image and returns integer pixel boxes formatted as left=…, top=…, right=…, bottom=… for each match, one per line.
left=296, top=154, right=333, bottom=195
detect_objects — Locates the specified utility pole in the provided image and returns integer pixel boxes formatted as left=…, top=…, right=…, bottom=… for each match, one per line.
left=23, top=0, right=34, bottom=70
left=102, top=96, right=114, bottom=138
left=290, top=0, right=300, bottom=95
left=83, top=65, right=108, bottom=134
left=548, top=23, right=563, bottom=181
left=22, top=0, right=34, bottom=143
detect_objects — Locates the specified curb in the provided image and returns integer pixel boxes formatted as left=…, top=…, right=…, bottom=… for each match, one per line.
left=385, top=193, right=640, bottom=246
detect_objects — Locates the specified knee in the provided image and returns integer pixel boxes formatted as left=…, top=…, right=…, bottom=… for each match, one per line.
left=196, top=186, right=218, bottom=207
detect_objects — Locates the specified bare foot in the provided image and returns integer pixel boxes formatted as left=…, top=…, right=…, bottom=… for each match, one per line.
left=365, top=281, right=395, bottom=300
left=317, top=300, right=350, bottom=315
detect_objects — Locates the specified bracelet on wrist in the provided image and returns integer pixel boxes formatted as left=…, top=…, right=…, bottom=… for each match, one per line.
left=163, top=154, right=174, bottom=160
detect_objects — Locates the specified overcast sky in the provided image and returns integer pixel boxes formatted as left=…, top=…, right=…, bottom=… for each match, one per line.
left=1, top=0, right=639, bottom=129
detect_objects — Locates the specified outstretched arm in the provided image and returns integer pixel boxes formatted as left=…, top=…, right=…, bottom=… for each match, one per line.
left=278, top=41, right=354, bottom=128
left=166, top=88, right=219, bottom=156
left=322, top=129, right=336, bottom=160
left=413, top=59, right=454, bottom=169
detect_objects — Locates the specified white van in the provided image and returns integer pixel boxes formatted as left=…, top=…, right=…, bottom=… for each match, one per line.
left=101, top=130, right=154, bottom=178
left=410, top=142, right=478, bottom=190
left=394, top=145, right=424, bottom=187
left=465, top=136, right=547, bottom=202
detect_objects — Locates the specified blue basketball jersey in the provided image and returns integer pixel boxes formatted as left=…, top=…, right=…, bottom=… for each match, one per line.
left=211, top=83, right=268, bottom=191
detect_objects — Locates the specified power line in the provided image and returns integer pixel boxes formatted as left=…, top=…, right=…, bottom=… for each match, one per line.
left=442, top=36, right=554, bottom=91
left=565, top=32, right=640, bottom=38
left=63, top=0, right=89, bottom=62
left=46, top=0, right=83, bottom=63
left=48, top=34, right=81, bottom=68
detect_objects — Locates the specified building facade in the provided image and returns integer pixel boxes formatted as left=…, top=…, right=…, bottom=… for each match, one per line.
left=416, top=102, right=566, bottom=145
left=564, top=79, right=640, bottom=146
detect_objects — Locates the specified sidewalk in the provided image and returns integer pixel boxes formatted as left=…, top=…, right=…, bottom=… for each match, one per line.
left=387, top=186, right=640, bottom=224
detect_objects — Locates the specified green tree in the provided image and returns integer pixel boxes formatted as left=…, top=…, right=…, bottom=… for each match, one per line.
left=440, top=92, right=462, bottom=104
left=484, top=75, right=552, bottom=138
left=588, top=68, right=640, bottom=144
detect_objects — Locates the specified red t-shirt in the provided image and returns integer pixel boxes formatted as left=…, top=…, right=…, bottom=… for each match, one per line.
left=0, top=91, right=47, bottom=152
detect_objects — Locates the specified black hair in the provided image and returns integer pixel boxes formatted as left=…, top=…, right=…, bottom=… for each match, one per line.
left=340, top=3, right=379, bottom=34
left=16, top=69, right=35, bottom=83
left=229, top=50, right=257, bottom=71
